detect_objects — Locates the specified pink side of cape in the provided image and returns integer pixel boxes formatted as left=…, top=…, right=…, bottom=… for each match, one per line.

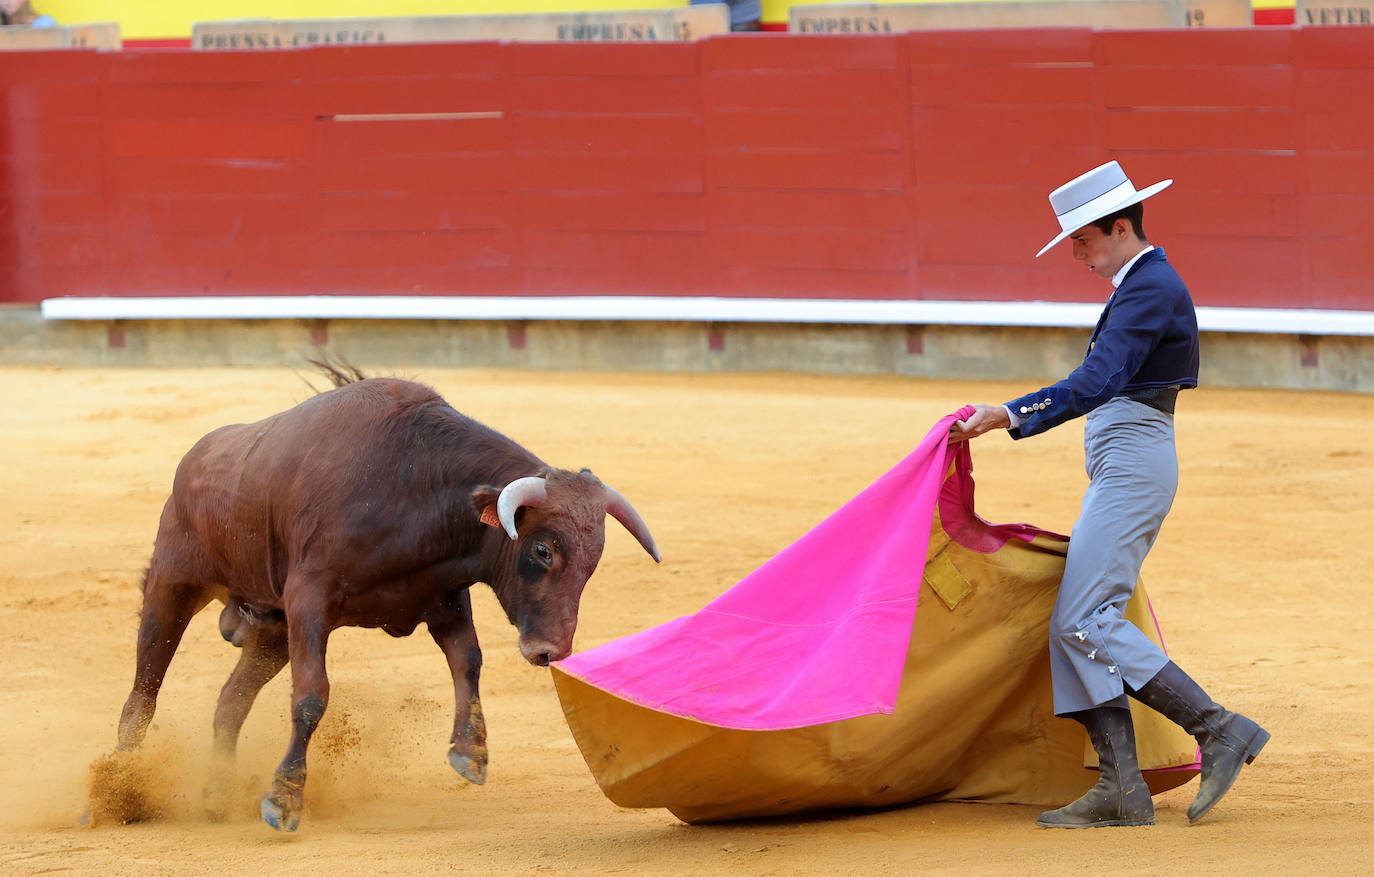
left=556, top=408, right=984, bottom=731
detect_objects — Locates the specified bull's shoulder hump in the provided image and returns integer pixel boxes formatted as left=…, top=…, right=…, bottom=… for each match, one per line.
left=186, top=419, right=259, bottom=452
left=374, top=377, right=443, bottom=400
left=325, top=377, right=446, bottom=408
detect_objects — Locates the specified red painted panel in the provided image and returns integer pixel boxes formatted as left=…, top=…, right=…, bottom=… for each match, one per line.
left=1119, top=151, right=1299, bottom=195
left=316, top=155, right=513, bottom=193
left=110, top=230, right=311, bottom=269
left=1099, top=28, right=1296, bottom=67
left=3, top=266, right=106, bottom=302
left=116, top=194, right=309, bottom=235
left=104, top=50, right=300, bottom=84
left=1254, top=9, right=1295, bottom=25
left=716, top=228, right=908, bottom=271
left=913, top=145, right=1099, bottom=189
left=1165, top=238, right=1303, bottom=307
left=712, top=189, right=907, bottom=231
left=1304, top=279, right=1371, bottom=311
left=0, top=118, right=102, bottom=157
left=1304, top=111, right=1374, bottom=152
left=0, top=227, right=105, bottom=267
left=1106, top=108, right=1297, bottom=150
left=705, top=69, right=903, bottom=111
left=523, top=230, right=707, bottom=273
left=1147, top=190, right=1299, bottom=238
left=111, top=264, right=315, bottom=296
left=0, top=82, right=101, bottom=119
left=1304, top=152, right=1374, bottom=195
left=105, top=82, right=305, bottom=121
left=917, top=264, right=1085, bottom=303
left=314, top=230, right=513, bottom=269
left=317, top=191, right=513, bottom=232
left=511, top=41, right=697, bottom=77
left=913, top=186, right=1049, bottom=266
left=309, top=43, right=508, bottom=78
left=904, top=28, right=1094, bottom=65
left=703, top=34, right=900, bottom=71
left=110, top=157, right=309, bottom=196
left=910, top=65, right=1095, bottom=107
left=523, top=230, right=710, bottom=292
left=913, top=104, right=1097, bottom=148
left=0, top=50, right=101, bottom=82
left=1307, top=238, right=1367, bottom=282
left=916, top=225, right=1052, bottom=270
left=308, top=76, right=508, bottom=116
left=110, top=120, right=309, bottom=160
left=1300, top=69, right=1374, bottom=111
left=516, top=153, right=704, bottom=194
left=1103, top=65, right=1295, bottom=109
left=523, top=264, right=708, bottom=295
left=0, top=154, right=103, bottom=194
left=709, top=108, right=901, bottom=150
left=707, top=149, right=905, bottom=191
left=1297, top=26, right=1374, bottom=69
left=316, top=265, right=514, bottom=295
left=313, top=118, right=508, bottom=157
left=515, top=115, right=702, bottom=153
left=513, top=75, right=700, bottom=115
left=0, top=191, right=104, bottom=228
left=519, top=192, right=706, bottom=232
left=1305, top=195, right=1374, bottom=239
left=718, top=265, right=910, bottom=298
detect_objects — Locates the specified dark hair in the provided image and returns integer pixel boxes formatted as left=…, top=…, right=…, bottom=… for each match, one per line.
left=1090, top=201, right=1147, bottom=242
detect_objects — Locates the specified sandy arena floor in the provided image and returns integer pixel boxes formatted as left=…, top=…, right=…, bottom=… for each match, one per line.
left=1, top=366, right=1371, bottom=876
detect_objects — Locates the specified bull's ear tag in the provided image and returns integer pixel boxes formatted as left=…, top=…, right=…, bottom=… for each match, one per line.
left=479, top=505, right=502, bottom=528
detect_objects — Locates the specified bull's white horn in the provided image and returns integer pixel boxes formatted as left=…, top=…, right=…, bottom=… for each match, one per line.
left=497, top=476, right=548, bottom=540
left=604, top=484, right=661, bottom=563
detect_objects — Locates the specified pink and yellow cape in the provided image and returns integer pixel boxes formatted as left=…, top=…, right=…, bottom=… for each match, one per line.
left=552, top=409, right=1199, bottom=823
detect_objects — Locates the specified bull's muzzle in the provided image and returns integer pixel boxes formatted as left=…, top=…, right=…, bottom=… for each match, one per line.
left=519, top=637, right=570, bottom=667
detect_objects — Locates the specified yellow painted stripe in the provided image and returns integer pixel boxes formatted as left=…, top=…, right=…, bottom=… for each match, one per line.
left=42, top=0, right=1292, bottom=40
left=41, top=0, right=692, bottom=40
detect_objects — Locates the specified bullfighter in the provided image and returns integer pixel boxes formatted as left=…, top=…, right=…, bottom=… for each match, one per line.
left=949, top=160, right=1269, bottom=828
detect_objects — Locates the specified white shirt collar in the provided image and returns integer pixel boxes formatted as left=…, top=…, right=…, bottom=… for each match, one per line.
left=1111, top=245, right=1154, bottom=288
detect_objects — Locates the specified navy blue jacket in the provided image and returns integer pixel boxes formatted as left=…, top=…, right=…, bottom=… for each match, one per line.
left=1006, top=248, right=1199, bottom=440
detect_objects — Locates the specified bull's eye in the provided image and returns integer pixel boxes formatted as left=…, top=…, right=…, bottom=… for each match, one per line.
left=535, top=542, right=554, bottom=566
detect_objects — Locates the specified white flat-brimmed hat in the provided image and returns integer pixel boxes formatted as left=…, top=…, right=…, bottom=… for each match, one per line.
left=1036, top=160, right=1172, bottom=257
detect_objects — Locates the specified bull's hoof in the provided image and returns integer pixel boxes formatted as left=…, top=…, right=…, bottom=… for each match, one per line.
left=260, top=792, right=301, bottom=832
left=449, top=749, right=487, bottom=785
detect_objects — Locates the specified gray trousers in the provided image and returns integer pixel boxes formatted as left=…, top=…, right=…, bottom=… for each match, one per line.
left=1049, top=397, right=1178, bottom=716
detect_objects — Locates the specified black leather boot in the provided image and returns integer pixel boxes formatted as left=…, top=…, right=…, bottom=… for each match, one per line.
left=1129, top=661, right=1270, bottom=824
left=1036, top=707, right=1155, bottom=828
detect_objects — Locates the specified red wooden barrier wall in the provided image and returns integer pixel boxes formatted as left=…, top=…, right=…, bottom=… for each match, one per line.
left=1, top=28, right=1371, bottom=310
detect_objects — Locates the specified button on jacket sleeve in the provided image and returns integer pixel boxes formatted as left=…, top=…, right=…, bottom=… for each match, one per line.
left=1004, top=249, right=1199, bottom=440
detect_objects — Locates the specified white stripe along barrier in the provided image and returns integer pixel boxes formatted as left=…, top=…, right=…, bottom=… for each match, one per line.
left=38, top=296, right=1374, bottom=337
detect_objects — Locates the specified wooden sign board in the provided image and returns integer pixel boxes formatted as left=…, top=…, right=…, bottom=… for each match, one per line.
left=0, top=22, right=120, bottom=50
left=192, top=5, right=730, bottom=49
left=1296, top=0, right=1374, bottom=25
left=790, top=0, right=1252, bottom=31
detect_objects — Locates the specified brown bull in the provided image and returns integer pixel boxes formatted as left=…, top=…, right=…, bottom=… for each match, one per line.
left=113, top=369, right=659, bottom=831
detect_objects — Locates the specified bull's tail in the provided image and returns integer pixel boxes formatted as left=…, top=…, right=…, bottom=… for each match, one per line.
left=307, top=355, right=367, bottom=389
